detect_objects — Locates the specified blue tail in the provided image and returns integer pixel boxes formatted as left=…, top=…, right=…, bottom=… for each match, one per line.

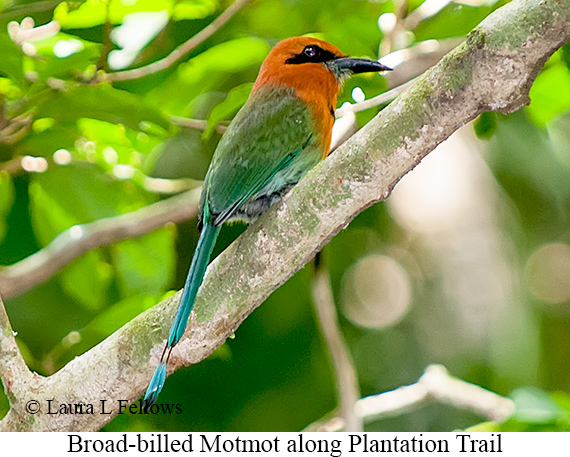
left=142, top=219, right=220, bottom=411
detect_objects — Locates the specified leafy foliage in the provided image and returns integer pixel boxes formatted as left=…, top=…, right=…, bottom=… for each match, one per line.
left=0, top=0, right=569, bottom=433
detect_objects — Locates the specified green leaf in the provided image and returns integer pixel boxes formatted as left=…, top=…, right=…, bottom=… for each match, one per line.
left=78, top=118, right=131, bottom=146
left=547, top=110, right=570, bottom=168
left=54, top=0, right=109, bottom=29
left=527, top=64, right=570, bottom=128
left=145, top=92, right=225, bottom=179
left=509, top=387, right=565, bottom=424
left=60, top=250, right=113, bottom=312
left=0, top=171, right=15, bottom=244
left=463, top=421, right=501, bottom=432
left=178, top=38, right=269, bottom=84
left=111, top=228, right=175, bottom=297
left=552, top=391, right=570, bottom=411
left=173, top=0, right=217, bottom=20
left=46, top=293, right=159, bottom=369
left=55, top=0, right=179, bottom=28
left=473, top=111, right=498, bottom=139
left=204, top=83, right=252, bottom=139
left=77, top=118, right=134, bottom=168
left=36, top=84, right=170, bottom=132
left=79, top=294, right=158, bottom=341
left=146, top=130, right=211, bottom=180
left=0, top=33, right=24, bottom=86
left=108, top=0, right=174, bottom=23
left=0, top=76, right=22, bottom=100
left=414, top=3, right=492, bottom=41
left=29, top=163, right=149, bottom=245
left=16, top=124, right=79, bottom=158
left=29, top=176, right=78, bottom=246
left=147, top=38, right=269, bottom=115
left=29, top=33, right=102, bottom=80
left=562, top=42, right=570, bottom=71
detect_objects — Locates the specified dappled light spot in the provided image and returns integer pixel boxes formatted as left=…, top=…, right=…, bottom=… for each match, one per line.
left=378, top=13, right=397, bottom=34
left=351, top=87, right=365, bottom=103
left=526, top=243, right=570, bottom=305
left=53, top=39, right=84, bottom=58
left=108, top=11, right=169, bottom=70
left=62, top=331, right=81, bottom=348
left=21, top=42, right=36, bottom=56
left=341, top=254, right=411, bottom=328
left=21, top=155, right=48, bottom=173
left=69, top=225, right=84, bottom=240
left=53, top=149, right=72, bottom=165
left=388, top=138, right=475, bottom=234
left=102, top=146, right=119, bottom=165
left=112, top=164, right=136, bottom=180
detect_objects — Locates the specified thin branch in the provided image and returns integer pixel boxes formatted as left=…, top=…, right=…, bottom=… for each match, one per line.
left=0, top=0, right=567, bottom=431
left=404, top=0, right=452, bottom=31
left=0, top=188, right=201, bottom=299
left=8, top=19, right=60, bottom=46
left=383, top=38, right=463, bottom=87
left=0, top=112, right=34, bottom=145
left=105, top=0, right=252, bottom=82
left=335, top=77, right=418, bottom=118
left=0, top=157, right=23, bottom=176
left=304, top=364, right=515, bottom=431
left=96, top=20, right=114, bottom=73
left=170, top=115, right=228, bottom=135
left=311, top=261, right=362, bottom=432
left=142, top=175, right=198, bottom=194
left=379, top=0, right=409, bottom=56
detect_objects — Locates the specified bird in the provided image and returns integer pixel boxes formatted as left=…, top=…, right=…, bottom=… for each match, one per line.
left=142, top=36, right=390, bottom=411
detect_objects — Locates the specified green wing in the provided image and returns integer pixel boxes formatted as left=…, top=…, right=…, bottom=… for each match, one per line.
left=202, top=85, right=319, bottom=226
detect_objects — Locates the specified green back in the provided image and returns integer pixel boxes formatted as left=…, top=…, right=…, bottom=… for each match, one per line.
left=201, top=85, right=321, bottom=226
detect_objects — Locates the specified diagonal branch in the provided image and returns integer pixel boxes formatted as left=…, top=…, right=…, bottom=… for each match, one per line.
left=0, top=188, right=200, bottom=299
left=0, top=0, right=568, bottom=431
left=105, top=0, right=252, bottom=82
left=311, top=261, right=362, bottom=432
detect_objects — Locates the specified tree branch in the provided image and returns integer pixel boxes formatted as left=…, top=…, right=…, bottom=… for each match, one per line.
left=304, top=364, right=515, bottom=432
left=0, top=188, right=200, bottom=299
left=170, top=115, right=228, bottom=135
left=311, top=262, right=362, bottom=432
left=104, top=0, right=252, bottom=82
left=0, top=295, right=42, bottom=418
left=0, top=0, right=568, bottom=431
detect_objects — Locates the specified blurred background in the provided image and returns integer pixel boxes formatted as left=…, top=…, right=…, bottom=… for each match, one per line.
left=1, top=0, right=570, bottom=432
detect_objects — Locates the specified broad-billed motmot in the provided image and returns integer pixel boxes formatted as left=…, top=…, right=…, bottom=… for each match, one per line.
left=142, top=37, right=390, bottom=410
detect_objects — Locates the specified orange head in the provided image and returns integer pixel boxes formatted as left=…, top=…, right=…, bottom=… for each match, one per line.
left=252, top=37, right=390, bottom=156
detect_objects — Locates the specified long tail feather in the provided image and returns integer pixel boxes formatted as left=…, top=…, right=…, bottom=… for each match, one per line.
left=142, top=220, right=220, bottom=411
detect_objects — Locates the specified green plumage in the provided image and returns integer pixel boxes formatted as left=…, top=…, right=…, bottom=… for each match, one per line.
left=201, top=84, right=322, bottom=226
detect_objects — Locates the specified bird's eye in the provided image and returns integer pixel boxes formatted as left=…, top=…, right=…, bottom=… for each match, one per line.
left=303, top=46, right=318, bottom=59
left=285, top=44, right=332, bottom=65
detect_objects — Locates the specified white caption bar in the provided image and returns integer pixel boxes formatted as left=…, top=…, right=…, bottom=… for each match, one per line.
left=0, top=432, right=566, bottom=455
